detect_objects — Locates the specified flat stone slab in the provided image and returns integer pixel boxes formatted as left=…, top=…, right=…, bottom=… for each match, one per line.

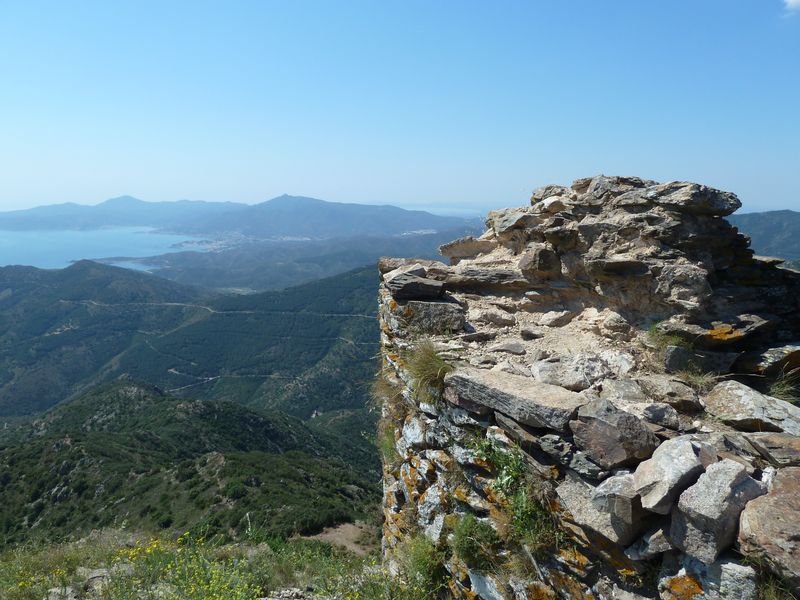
left=444, top=366, right=587, bottom=431
left=704, top=381, right=800, bottom=436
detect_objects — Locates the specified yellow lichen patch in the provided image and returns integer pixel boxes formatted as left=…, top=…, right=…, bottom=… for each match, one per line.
left=661, top=574, right=704, bottom=599
left=389, top=298, right=398, bottom=311
left=526, top=582, right=557, bottom=600
left=557, top=547, right=591, bottom=578
left=546, top=570, right=596, bottom=600
left=707, top=324, right=744, bottom=341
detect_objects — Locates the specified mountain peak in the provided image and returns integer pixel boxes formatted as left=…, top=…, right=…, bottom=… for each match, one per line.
left=99, top=195, right=145, bottom=207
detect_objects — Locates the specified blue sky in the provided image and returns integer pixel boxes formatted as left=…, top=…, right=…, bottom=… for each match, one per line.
left=0, top=1, right=797, bottom=214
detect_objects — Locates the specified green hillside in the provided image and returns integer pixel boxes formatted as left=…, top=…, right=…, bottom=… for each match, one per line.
left=0, top=380, right=379, bottom=547
left=0, top=261, right=379, bottom=421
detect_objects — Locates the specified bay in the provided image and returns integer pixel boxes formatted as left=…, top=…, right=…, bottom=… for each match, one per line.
left=0, top=228, right=204, bottom=269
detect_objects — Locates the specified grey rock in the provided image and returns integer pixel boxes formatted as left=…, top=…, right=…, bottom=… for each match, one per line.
left=642, top=403, right=680, bottom=430
left=600, top=379, right=648, bottom=404
left=556, top=473, right=643, bottom=545
left=486, top=207, right=541, bottom=236
left=488, top=341, right=526, bottom=355
left=468, top=571, right=508, bottom=600
left=738, top=466, right=800, bottom=588
left=704, top=380, right=800, bottom=435
left=734, top=343, right=800, bottom=375
left=401, top=300, right=466, bottom=335
left=625, top=525, right=674, bottom=561
left=537, top=310, right=576, bottom=327
left=745, top=432, right=800, bottom=466
left=591, top=472, right=648, bottom=535
left=439, top=236, right=498, bottom=264
left=632, top=436, right=716, bottom=514
left=520, top=327, right=543, bottom=340
left=569, top=451, right=610, bottom=481
left=570, top=398, right=659, bottom=469
left=670, top=459, right=766, bottom=564
left=530, top=353, right=612, bottom=391
left=518, top=245, right=562, bottom=279
left=444, top=367, right=587, bottom=431
left=384, top=272, right=445, bottom=300
left=664, top=345, right=692, bottom=373
left=636, top=374, right=705, bottom=412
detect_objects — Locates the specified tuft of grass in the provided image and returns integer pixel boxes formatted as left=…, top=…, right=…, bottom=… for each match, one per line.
left=507, top=484, right=563, bottom=559
left=395, top=535, right=448, bottom=596
left=403, top=340, right=454, bottom=405
left=451, top=514, right=499, bottom=572
left=371, top=369, right=408, bottom=467
left=674, top=368, right=719, bottom=393
left=646, top=323, right=692, bottom=353
left=768, top=368, right=800, bottom=404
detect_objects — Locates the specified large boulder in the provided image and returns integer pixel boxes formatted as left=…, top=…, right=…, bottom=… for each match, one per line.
left=670, top=459, right=765, bottom=564
left=444, top=367, right=587, bottom=431
left=632, top=437, right=716, bottom=514
left=530, top=353, right=611, bottom=391
left=738, top=466, right=800, bottom=588
left=570, top=398, right=659, bottom=469
left=704, top=381, right=800, bottom=436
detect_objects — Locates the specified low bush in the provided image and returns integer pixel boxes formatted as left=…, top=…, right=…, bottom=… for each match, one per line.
left=451, top=514, right=499, bottom=572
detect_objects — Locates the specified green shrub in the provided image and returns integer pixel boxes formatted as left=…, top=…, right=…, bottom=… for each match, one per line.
left=403, top=340, right=453, bottom=405
left=451, top=514, right=499, bottom=571
left=473, top=438, right=526, bottom=495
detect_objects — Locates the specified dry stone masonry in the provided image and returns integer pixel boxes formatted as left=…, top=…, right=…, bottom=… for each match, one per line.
left=376, top=176, right=800, bottom=599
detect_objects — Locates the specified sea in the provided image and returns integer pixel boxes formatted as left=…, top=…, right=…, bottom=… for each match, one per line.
left=0, top=228, right=204, bottom=270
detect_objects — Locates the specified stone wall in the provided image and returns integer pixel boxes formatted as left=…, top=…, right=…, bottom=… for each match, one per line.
left=376, top=176, right=800, bottom=599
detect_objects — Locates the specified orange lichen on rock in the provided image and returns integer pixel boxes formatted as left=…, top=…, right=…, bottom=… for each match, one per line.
left=661, top=574, right=704, bottom=599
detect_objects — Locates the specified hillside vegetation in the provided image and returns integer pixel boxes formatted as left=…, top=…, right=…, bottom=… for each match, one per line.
left=729, top=209, right=800, bottom=259
left=0, top=261, right=378, bottom=422
left=0, top=380, right=379, bottom=547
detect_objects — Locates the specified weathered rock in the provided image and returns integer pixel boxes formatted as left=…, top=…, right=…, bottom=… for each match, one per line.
left=704, top=381, right=800, bottom=435
left=537, top=310, right=576, bottom=327
left=486, top=207, right=541, bottom=237
left=591, top=473, right=647, bottom=534
left=599, top=379, right=648, bottom=404
left=745, top=432, right=800, bottom=466
left=632, top=437, right=716, bottom=514
left=384, top=272, right=445, bottom=300
left=658, top=556, right=757, bottom=600
left=399, top=300, right=466, bottom=335
left=642, top=403, right=680, bottom=430
left=439, top=236, right=498, bottom=264
left=557, top=473, right=643, bottom=545
left=570, top=398, right=659, bottom=469
left=625, top=525, right=674, bottom=561
left=530, top=353, right=612, bottom=391
left=734, top=343, right=800, bottom=375
left=613, top=181, right=742, bottom=217
left=670, top=459, right=765, bottom=564
left=444, top=367, right=587, bottom=431
left=635, top=374, right=705, bottom=412
left=738, top=466, right=800, bottom=588
left=488, top=341, right=526, bottom=355
left=518, top=245, right=562, bottom=279
left=468, top=571, right=508, bottom=600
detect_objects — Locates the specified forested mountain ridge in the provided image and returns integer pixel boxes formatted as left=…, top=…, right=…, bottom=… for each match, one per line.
left=0, top=379, right=379, bottom=546
left=0, top=261, right=378, bottom=420
left=728, top=209, right=800, bottom=259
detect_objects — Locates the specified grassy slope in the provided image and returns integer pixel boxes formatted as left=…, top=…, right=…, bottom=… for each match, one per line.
left=0, top=380, right=379, bottom=547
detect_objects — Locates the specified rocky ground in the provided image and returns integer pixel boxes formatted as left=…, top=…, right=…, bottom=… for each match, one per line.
left=378, top=176, right=800, bottom=599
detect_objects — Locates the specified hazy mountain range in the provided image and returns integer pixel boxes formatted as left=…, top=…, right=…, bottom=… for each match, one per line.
left=0, top=194, right=475, bottom=239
